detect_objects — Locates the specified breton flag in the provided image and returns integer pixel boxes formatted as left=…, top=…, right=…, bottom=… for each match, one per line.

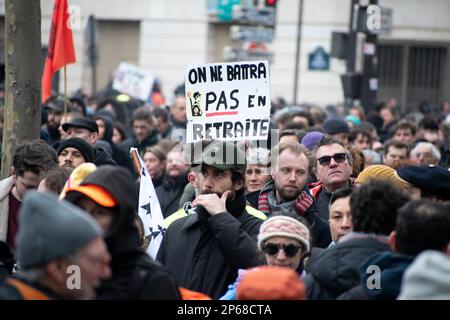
left=131, top=148, right=165, bottom=259
left=41, top=0, right=76, bottom=103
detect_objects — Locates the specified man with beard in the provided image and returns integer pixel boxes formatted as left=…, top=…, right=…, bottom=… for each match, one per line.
left=156, top=141, right=264, bottom=299
left=43, top=97, right=71, bottom=146
left=62, top=118, right=116, bottom=166
left=155, top=146, right=190, bottom=218
left=259, top=141, right=331, bottom=248
left=57, top=138, right=95, bottom=170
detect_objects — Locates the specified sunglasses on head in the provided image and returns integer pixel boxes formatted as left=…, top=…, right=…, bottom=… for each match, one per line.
left=262, top=243, right=302, bottom=258
left=316, top=153, right=347, bottom=166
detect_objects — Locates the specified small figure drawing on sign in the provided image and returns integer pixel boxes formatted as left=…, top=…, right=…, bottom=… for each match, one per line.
left=188, top=91, right=203, bottom=117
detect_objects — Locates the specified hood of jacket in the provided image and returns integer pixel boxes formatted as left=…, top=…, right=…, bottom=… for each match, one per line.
left=359, top=251, right=414, bottom=300
left=93, top=147, right=117, bottom=166
left=95, top=114, right=114, bottom=143
left=398, top=250, right=450, bottom=300
left=307, top=235, right=391, bottom=298
left=79, top=165, right=140, bottom=258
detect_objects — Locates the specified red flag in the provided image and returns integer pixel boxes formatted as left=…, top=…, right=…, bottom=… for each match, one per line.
left=41, top=0, right=76, bottom=103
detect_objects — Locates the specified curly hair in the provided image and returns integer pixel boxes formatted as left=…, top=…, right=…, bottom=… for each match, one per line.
left=350, top=180, right=409, bottom=235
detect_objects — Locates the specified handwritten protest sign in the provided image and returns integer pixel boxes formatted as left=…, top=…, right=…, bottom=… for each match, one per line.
left=185, top=60, right=271, bottom=143
left=112, top=62, right=154, bottom=101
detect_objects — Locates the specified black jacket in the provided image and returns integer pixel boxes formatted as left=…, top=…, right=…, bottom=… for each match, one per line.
left=93, top=147, right=117, bottom=167
left=156, top=189, right=263, bottom=299
left=156, top=173, right=189, bottom=218
left=70, top=166, right=180, bottom=300
left=245, top=190, right=260, bottom=209
left=118, top=130, right=159, bottom=156
left=305, top=234, right=390, bottom=300
left=337, top=251, right=414, bottom=300
left=298, top=202, right=331, bottom=249
left=96, top=115, right=135, bottom=175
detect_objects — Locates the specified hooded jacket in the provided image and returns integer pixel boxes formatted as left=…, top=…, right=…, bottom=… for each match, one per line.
left=156, top=188, right=263, bottom=299
left=66, top=166, right=180, bottom=300
left=95, top=115, right=135, bottom=175
left=305, top=233, right=391, bottom=300
left=156, top=172, right=189, bottom=218
left=338, top=251, right=415, bottom=300
left=118, top=129, right=159, bottom=156
left=398, top=250, right=450, bottom=300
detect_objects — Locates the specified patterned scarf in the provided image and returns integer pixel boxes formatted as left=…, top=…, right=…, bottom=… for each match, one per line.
left=258, top=179, right=313, bottom=215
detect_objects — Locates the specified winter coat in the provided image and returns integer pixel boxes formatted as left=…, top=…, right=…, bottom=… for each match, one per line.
left=308, top=180, right=354, bottom=221
left=0, top=276, right=60, bottom=300
left=156, top=173, right=189, bottom=218
left=0, top=177, right=15, bottom=242
left=95, top=115, right=135, bottom=174
left=398, top=250, right=450, bottom=300
left=93, top=147, right=117, bottom=167
left=118, top=130, right=159, bottom=156
left=305, top=233, right=391, bottom=300
left=68, top=166, right=180, bottom=300
left=259, top=184, right=331, bottom=248
left=337, top=251, right=414, bottom=300
left=156, top=189, right=263, bottom=299
left=245, top=190, right=260, bottom=209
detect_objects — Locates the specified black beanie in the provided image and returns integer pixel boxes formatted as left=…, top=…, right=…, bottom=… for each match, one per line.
left=57, top=137, right=95, bottom=163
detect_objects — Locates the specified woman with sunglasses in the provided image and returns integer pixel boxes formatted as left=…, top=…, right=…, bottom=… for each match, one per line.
left=220, top=213, right=310, bottom=300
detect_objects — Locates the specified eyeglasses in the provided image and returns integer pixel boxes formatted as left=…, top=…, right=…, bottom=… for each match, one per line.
left=262, top=243, right=302, bottom=258
left=316, top=153, right=347, bottom=166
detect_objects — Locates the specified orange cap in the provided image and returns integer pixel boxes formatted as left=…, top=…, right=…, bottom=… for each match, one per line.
left=68, top=184, right=118, bottom=207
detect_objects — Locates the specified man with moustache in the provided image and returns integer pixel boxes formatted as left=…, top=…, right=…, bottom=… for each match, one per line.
left=258, top=141, right=331, bottom=248
left=156, top=141, right=264, bottom=299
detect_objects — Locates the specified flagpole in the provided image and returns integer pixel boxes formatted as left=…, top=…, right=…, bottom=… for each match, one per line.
left=64, top=65, right=68, bottom=122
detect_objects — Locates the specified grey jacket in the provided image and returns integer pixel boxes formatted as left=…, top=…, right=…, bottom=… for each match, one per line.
left=398, top=250, right=450, bottom=300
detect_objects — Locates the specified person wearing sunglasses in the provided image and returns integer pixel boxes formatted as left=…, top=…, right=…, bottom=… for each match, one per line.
left=309, top=136, right=354, bottom=221
left=220, top=213, right=310, bottom=300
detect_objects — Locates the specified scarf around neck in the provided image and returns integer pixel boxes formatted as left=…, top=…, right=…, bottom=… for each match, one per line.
left=258, top=179, right=313, bottom=215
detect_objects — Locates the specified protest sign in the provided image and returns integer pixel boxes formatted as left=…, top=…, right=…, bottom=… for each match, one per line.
left=112, top=62, right=154, bottom=101
left=185, top=60, right=271, bottom=143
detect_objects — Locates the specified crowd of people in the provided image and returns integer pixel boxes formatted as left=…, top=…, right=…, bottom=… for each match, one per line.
left=0, top=83, right=449, bottom=300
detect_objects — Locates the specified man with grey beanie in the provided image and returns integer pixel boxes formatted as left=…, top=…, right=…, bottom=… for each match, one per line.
left=0, top=192, right=111, bottom=300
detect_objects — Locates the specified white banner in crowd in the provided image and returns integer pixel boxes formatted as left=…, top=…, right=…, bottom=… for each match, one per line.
left=185, top=60, right=271, bottom=143
left=132, top=147, right=165, bottom=259
left=112, top=62, right=155, bottom=101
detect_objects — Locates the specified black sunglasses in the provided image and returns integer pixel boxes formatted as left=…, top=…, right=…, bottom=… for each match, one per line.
left=262, top=243, right=302, bottom=258
left=316, top=153, right=347, bottom=166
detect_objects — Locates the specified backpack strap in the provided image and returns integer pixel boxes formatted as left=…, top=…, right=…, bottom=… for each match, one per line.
left=7, top=278, right=50, bottom=300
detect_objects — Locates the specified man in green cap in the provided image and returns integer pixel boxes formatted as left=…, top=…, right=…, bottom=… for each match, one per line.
left=156, top=140, right=265, bottom=299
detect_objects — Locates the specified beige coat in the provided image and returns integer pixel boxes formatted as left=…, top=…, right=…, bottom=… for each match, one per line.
left=0, top=176, right=15, bottom=241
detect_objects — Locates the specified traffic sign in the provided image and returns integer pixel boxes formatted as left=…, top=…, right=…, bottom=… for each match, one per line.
left=230, top=25, right=275, bottom=43
left=308, top=47, right=330, bottom=71
left=224, top=46, right=274, bottom=63
left=232, top=6, right=276, bottom=26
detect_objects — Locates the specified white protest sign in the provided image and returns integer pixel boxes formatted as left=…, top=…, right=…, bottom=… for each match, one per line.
left=112, top=62, right=154, bottom=101
left=185, top=60, right=271, bottom=143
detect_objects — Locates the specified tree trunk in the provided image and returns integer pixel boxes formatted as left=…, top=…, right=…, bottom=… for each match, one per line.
left=1, top=0, right=41, bottom=179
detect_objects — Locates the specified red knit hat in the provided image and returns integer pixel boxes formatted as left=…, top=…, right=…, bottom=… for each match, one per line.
left=236, top=266, right=306, bottom=300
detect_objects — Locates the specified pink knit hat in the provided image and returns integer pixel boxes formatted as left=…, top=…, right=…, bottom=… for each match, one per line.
left=258, top=216, right=310, bottom=252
